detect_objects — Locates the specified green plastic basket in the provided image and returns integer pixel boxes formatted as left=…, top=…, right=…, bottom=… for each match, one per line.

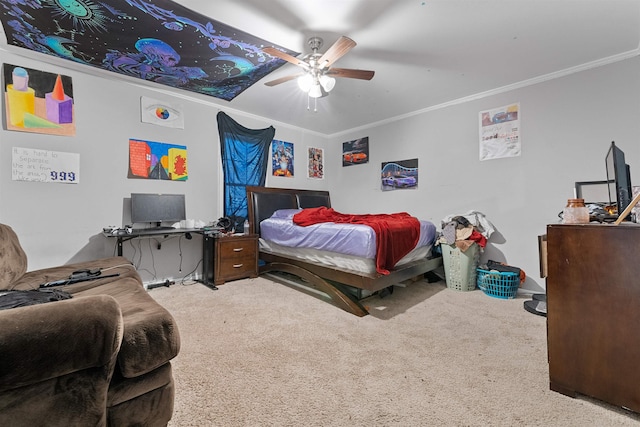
left=441, top=243, right=479, bottom=291
left=477, top=269, right=519, bottom=299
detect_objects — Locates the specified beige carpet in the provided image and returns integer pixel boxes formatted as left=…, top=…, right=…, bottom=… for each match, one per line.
left=150, top=277, right=640, bottom=426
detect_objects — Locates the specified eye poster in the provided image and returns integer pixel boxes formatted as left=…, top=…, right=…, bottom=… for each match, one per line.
left=140, top=96, right=184, bottom=128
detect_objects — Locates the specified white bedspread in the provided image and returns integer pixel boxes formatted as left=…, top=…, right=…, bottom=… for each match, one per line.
left=259, top=209, right=437, bottom=271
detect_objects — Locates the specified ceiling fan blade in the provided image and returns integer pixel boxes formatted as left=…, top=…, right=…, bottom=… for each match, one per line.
left=318, top=36, right=356, bottom=68
left=264, top=73, right=304, bottom=87
left=263, top=47, right=308, bottom=69
left=326, top=67, right=375, bottom=80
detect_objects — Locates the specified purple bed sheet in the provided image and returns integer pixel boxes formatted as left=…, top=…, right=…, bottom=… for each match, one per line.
left=260, top=209, right=437, bottom=259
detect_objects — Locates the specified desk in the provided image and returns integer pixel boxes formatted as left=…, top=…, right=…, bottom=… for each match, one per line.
left=104, top=228, right=203, bottom=257
left=104, top=228, right=255, bottom=289
left=104, top=227, right=207, bottom=289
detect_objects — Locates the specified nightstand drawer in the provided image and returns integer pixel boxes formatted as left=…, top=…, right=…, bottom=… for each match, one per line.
left=218, top=241, right=254, bottom=258
left=217, top=254, right=254, bottom=278
left=213, top=234, right=258, bottom=285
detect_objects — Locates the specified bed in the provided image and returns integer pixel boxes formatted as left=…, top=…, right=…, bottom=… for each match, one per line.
left=246, top=186, right=442, bottom=316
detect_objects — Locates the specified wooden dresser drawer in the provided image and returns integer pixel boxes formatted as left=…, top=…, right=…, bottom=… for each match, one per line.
left=213, top=234, right=258, bottom=285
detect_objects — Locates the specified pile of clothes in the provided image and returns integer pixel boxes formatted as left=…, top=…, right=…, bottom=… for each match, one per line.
left=436, top=210, right=496, bottom=252
left=480, top=259, right=526, bottom=284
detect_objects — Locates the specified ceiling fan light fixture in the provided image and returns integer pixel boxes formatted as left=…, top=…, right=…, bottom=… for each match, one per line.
left=308, top=84, right=323, bottom=99
left=319, top=75, right=335, bottom=92
left=297, top=73, right=313, bottom=92
left=263, top=35, right=374, bottom=111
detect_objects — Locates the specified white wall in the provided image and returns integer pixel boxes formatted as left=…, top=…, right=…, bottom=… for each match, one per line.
left=0, top=49, right=327, bottom=285
left=2, top=48, right=639, bottom=291
left=327, top=56, right=640, bottom=292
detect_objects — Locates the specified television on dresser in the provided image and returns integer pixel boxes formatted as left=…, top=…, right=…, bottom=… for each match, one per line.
left=130, top=193, right=186, bottom=229
left=605, top=141, right=632, bottom=216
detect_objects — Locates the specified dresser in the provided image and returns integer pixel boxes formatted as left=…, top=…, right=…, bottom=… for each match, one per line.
left=202, top=233, right=258, bottom=286
left=546, top=223, right=640, bottom=412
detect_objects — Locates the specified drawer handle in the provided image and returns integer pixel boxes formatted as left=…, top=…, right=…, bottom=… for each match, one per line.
left=233, top=248, right=244, bottom=252
left=233, top=263, right=243, bottom=268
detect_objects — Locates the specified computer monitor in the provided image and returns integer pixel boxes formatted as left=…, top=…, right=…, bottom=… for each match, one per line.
left=605, top=141, right=632, bottom=215
left=130, top=193, right=186, bottom=228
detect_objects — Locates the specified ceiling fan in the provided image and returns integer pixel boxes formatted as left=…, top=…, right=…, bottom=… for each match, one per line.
left=263, top=36, right=375, bottom=99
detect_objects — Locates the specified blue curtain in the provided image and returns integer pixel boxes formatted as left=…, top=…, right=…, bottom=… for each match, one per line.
left=217, top=112, right=274, bottom=231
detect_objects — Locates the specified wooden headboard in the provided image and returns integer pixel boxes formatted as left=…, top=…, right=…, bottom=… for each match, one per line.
left=246, top=186, right=331, bottom=235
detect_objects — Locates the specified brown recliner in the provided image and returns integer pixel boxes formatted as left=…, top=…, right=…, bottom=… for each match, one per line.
left=0, top=224, right=180, bottom=426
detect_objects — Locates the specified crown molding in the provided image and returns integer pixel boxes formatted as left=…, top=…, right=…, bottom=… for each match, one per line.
left=329, top=48, right=640, bottom=139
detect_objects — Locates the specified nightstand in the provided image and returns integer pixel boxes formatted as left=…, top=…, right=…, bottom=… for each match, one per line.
left=202, top=233, right=258, bottom=286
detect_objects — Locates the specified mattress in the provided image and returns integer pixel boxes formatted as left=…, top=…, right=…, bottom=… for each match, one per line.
left=259, top=209, right=437, bottom=274
left=259, top=238, right=433, bottom=275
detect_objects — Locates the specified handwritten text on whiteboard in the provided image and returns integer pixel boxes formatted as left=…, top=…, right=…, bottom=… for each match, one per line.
left=12, top=147, right=80, bottom=183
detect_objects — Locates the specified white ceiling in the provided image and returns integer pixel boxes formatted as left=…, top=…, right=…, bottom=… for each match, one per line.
left=2, top=0, right=639, bottom=136
left=176, top=0, right=640, bottom=135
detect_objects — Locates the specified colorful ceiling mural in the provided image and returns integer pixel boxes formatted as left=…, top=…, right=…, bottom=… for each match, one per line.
left=0, top=0, right=297, bottom=101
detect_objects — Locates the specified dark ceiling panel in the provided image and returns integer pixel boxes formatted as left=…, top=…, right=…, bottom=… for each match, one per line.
left=0, top=0, right=298, bottom=101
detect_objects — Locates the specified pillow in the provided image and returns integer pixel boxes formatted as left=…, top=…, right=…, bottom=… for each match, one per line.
left=0, top=224, right=28, bottom=289
left=270, top=209, right=302, bottom=220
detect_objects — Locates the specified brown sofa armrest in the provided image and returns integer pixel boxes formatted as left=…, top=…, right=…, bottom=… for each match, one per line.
left=76, top=279, right=181, bottom=377
left=0, top=295, right=123, bottom=392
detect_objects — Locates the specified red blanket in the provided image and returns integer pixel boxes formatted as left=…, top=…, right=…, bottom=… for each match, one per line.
left=293, top=207, right=420, bottom=275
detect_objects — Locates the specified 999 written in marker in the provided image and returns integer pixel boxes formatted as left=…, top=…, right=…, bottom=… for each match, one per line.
left=50, top=171, right=77, bottom=182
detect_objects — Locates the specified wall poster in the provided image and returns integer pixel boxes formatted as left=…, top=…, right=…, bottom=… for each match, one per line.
left=307, top=147, right=324, bottom=179
left=3, top=64, right=75, bottom=136
left=128, top=139, right=188, bottom=181
left=272, top=140, right=294, bottom=177
left=342, top=137, right=369, bottom=166
left=479, top=103, right=520, bottom=161
left=140, top=96, right=184, bottom=128
left=381, top=158, right=418, bottom=191
left=12, top=147, right=79, bottom=183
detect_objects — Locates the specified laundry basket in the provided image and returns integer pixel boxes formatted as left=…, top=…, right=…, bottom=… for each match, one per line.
left=441, top=243, right=479, bottom=291
left=477, top=269, right=520, bottom=299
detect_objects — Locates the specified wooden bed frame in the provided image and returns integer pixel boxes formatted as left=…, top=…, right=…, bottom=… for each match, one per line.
left=246, top=186, right=442, bottom=316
